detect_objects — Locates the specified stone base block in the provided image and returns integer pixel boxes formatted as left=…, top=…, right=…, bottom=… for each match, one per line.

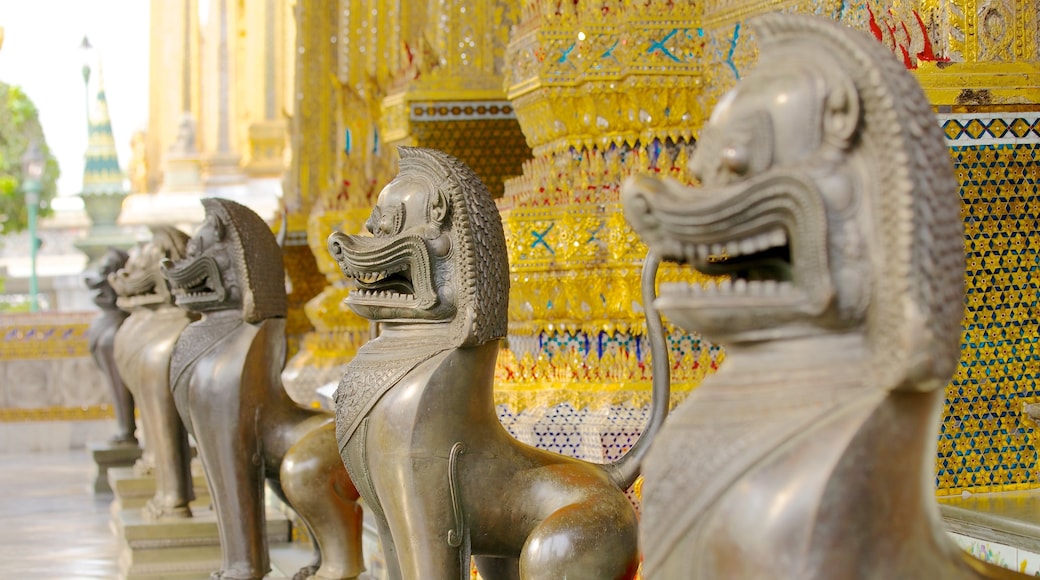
left=108, top=465, right=211, bottom=513
left=114, top=506, right=292, bottom=579
left=90, top=442, right=143, bottom=494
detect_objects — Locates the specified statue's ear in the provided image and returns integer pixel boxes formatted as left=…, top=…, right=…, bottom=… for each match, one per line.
left=429, top=188, right=450, bottom=225
left=213, top=216, right=225, bottom=242
left=823, top=75, right=860, bottom=149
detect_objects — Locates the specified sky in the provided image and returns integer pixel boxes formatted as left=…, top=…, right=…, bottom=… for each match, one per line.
left=0, top=1, right=150, bottom=199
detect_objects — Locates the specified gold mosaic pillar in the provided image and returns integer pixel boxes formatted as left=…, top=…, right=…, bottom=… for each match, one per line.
left=495, top=2, right=721, bottom=463
left=281, top=0, right=360, bottom=402
left=286, top=0, right=532, bottom=403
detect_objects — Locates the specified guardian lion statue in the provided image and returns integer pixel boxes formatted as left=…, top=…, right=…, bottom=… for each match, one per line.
left=328, top=147, right=670, bottom=580
left=85, top=247, right=136, bottom=446
left=163, top=198, right=364, bottom=580
left=110, top=227, right=195, bottom=519
left=622, top=12, right=1025, bottom=579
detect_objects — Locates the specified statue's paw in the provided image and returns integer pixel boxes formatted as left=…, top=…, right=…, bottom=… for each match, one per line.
left=209, top=571, right=265, bottom=580
left=292, top=564, right=320, bottom=580
left=132, top=460, right=154, bottom=477
left=108, top=434, right=139, bottom=448
left=142, top=499, right=192, bottom=520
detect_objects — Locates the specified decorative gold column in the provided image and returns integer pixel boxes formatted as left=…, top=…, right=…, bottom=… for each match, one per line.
left=238, top=0, right=290, bottom=178
left=147, top=0, right=201, bottom=194
left=283, top=0, right=397, bottom=403
left=280, top=0, right=354, bottom=402
left=496, top=2, right=719, bottom=458
left=286, top=0, right=532, bottom=403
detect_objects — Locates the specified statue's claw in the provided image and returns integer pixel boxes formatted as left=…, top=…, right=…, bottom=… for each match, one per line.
left=292, top=564, right=319, bottom=580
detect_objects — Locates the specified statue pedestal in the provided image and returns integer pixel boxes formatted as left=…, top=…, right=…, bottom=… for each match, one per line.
left=940, top=491, right=1040, bottom=574
left=114, top=507, right=292, bottom=580
left=89, top=443, right=142, bottom=494
left=163, top=153, right=203, bottom=193
left=107, top=465, right=211, bottom=513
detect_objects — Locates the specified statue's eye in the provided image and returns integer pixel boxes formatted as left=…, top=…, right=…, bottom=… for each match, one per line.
left=368, top=204, right=405, bottom=236
left=365, top=207, right=382, bottom=235
left=721, top=145, right=750, bottom=175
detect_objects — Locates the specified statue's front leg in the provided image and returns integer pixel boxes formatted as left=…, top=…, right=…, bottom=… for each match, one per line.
left=191, top=390, right=268, bottom=579
left=96, top=346, right=137, bottom=445
left=342, top=422, right=402, bottom=580
left=136, top=375, right=190, bottom=518
left=147, top=386, right=193, bottom=518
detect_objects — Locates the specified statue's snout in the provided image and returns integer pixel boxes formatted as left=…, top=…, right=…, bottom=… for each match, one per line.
left=327, top=232, right=348, bottom=262
left=621, top=175, right=663, bottom=237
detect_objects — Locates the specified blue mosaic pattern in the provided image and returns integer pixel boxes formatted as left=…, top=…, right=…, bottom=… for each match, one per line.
left=938, top=142, right=1040, bottom=493
left=942, top=114, right=1040, bottom=147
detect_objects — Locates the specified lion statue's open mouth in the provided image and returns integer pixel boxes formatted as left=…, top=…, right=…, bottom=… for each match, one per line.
left=330, top=233, right=436, bottom=310
left=164, top=255, right=226, bottom=307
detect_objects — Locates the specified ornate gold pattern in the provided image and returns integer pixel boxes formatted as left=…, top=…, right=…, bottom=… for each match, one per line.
left=506, top=1, right=705, bottom=153
left=0, top=316, right=93, bottom=360
left=0, top=405, right=115, bottom=423
left=279, top=3, right=1040, bottom=493
left=288, top=0, right=530, bottom=402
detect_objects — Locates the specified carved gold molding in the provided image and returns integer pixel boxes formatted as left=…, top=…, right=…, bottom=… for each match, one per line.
left=0, top=406, right=115, bottom=423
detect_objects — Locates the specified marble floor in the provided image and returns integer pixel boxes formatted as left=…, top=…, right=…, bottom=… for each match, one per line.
left=0, top=451, right=315, bottom=579
left=0, top=451, right=120, bottom=579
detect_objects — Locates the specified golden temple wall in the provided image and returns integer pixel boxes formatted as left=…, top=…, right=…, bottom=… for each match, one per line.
left=280, top=0, right=1039, bottom=495
left=146, top=0, right=293, bottom=191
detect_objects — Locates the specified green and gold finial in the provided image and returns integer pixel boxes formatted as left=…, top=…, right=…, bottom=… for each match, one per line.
left=82, top=62, right=125, bottom=195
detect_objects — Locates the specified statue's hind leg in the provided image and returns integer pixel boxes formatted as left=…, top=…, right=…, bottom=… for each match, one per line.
left=281, top=422, right=364, bottom=580
left=266, top=480, right=322, bottom=579
left=520, top=489, right=639, bottom=580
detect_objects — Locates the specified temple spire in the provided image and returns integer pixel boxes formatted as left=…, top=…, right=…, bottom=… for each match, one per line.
left=82, top=61, right=126, bottom=195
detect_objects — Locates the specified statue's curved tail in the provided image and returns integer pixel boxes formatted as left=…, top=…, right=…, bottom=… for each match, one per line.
left=602, top=251, right=670, bottom=490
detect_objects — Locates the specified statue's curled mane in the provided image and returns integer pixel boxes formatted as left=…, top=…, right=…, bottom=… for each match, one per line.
left=398, top=147, right=508, bottom=346
left=755, top=13, right=962, bottom=391
left=200, top=198, right=287, bottom=323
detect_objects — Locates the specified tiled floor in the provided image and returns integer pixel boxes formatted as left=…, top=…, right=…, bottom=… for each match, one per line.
left=0, top=451, right=119, bottom=579
left=0, top=451, right=362, bottom=579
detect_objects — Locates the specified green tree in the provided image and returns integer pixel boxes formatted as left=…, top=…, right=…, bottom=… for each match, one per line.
left=0, top=81, right=60, bottom=236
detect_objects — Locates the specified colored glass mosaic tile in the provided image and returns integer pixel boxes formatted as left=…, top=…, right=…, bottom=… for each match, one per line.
left=938, top=140, right=1040, bottom=495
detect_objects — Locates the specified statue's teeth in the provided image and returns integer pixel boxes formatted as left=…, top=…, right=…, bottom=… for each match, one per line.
left=718, top=279, right=732, bottom=292
left=710, top=243, right=724, bottom=256
left=683, top=244, right=697, bottom=265
left=739, top=238, right=756, bottom=255
left=733, top=278, right=748, bottom=294
left=725, top=241, right=740, bottom=257
left=770, top=228, right=786, bottom=248
left=668, top=239, right=684, bottom=259
left=696, top=244, right=709, bottom=260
